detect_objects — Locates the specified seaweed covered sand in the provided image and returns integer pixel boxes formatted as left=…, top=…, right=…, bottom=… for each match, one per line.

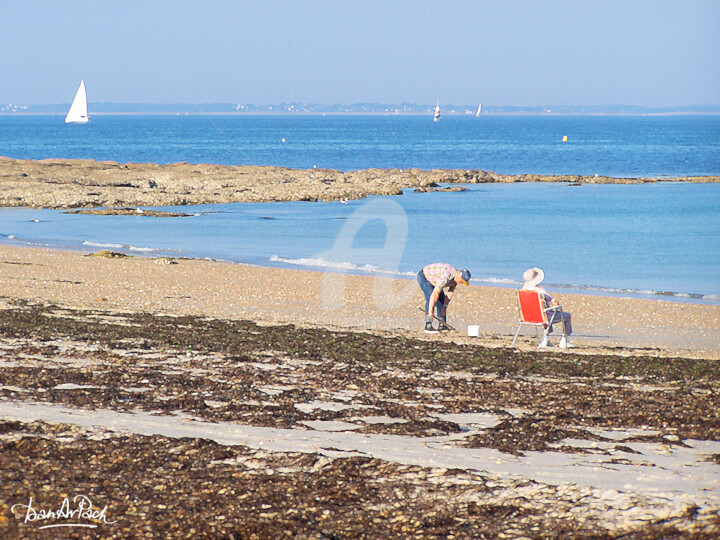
left=1, top=300, right=719, bottom=538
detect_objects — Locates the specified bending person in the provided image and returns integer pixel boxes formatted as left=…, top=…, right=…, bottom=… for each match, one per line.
left=522, top=267, right=573, bottom=348
left=417, top=263, right=471, bottom=334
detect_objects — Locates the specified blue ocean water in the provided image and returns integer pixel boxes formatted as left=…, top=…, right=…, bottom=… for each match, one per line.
left=0, top=114, right=718, bottom=176
left=0, top=115, right=719, bottom=303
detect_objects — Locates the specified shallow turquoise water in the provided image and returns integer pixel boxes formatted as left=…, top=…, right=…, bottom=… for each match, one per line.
left=2, top=182, right=718, bottom=303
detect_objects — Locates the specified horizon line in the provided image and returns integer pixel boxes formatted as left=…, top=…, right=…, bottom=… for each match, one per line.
left=3, top=102, right=719, bottom=109
left=4, top=112, right=720, bottom=118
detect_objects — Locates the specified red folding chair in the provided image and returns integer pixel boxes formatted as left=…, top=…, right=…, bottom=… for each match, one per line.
left=511, top=289, right=568, bottom=347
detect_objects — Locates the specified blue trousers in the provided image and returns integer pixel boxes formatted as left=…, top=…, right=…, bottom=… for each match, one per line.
left=547, top=309, right=573, bottom=336
left=417, top=270, right=447, bottom=323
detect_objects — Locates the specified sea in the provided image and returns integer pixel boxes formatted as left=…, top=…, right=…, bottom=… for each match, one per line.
left=1, top=114, right=719, bottom=304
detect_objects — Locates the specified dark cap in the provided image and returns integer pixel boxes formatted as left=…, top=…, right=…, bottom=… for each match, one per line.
left=460, top=269, right=471, bottom=285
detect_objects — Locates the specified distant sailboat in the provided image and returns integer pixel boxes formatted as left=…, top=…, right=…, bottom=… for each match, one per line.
left=65, top=80, right=89, bottom=124
left=475, top=103, right=482, bottom=117
left=433, top=101, right=441, bottom=122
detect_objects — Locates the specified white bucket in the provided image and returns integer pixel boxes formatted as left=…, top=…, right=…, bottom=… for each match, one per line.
left=467, top=325, right=480, bottom=337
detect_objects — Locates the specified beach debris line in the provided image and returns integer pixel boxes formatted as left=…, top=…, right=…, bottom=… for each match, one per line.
left=88, top=250, right=133, bottom=259
left=0, top=300, right=719, bottom=537
left=6, top=421, right=715, bottom=539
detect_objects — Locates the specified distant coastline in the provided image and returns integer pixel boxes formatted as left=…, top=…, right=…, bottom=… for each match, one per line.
left=4, top=111, right=720, bottom=118
left=2, top=102, right=719, bottom=116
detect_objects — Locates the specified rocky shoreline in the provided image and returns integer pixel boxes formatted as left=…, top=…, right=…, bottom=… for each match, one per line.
left=1, top=156, right=718, bottom=209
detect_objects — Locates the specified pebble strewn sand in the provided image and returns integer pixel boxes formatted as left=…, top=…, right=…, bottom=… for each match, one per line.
left=2, top=246, right=720, bottom=538
left=1, top=245, right=718, bottom=358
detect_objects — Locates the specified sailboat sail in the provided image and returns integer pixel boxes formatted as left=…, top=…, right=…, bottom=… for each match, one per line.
left=476, top=103, right=482, bottom=117
left=65, top=80, right=89, bottom=124
left=433, top=101, right=441, bottom=122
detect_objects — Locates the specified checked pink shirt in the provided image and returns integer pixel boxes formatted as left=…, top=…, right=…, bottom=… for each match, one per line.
left=422, top=263, right=457, bottom=289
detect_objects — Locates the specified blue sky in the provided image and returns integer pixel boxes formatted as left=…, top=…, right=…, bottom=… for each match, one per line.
left=1, top=0, right=718, bottom=107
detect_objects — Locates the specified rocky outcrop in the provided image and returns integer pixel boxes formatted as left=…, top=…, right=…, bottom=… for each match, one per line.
left=65, top=207, right=194, bottom=217
left=0, top=156, right=717, bottom=209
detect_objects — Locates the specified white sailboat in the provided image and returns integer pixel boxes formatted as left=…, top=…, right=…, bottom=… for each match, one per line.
left=475, top=103, right=482, bottom=117
left=65, top=80, right=89, bottom=124
left=433, top=101, right=441, bottom=122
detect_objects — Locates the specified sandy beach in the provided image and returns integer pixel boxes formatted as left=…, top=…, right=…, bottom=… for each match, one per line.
left=1, top=244, right=718, bottom=357
left=2, top=190, right=719, bottom=538
left=3, top=0, right=718, bottom=533
left=1, top=245, right=720, bottom=537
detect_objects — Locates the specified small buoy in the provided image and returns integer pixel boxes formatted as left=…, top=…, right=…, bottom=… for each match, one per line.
left=562, top=135, right=568, bottom=142
left=281, top=137, right=286, bottom=143
left=313, top=165, right=317, bottom=169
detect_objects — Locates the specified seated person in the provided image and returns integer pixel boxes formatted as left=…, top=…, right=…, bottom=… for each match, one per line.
left=522, top=267, right=573, bottom=348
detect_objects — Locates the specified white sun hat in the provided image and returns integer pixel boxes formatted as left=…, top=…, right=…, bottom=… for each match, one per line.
left=522, top=267, right=545, bottom=289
